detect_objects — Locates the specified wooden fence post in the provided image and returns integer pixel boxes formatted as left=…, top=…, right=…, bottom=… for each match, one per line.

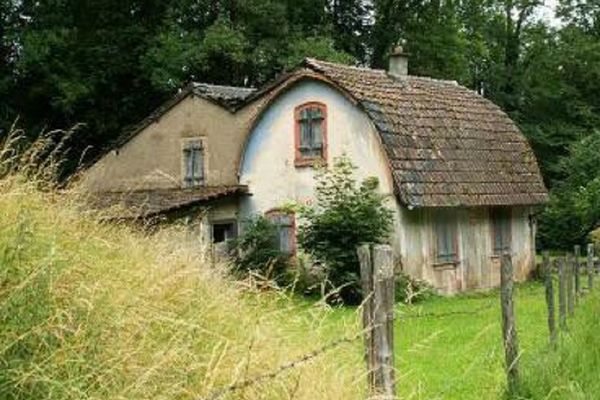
left=574, top=245, right=581, bottom=300
left=558, top=258, right=567, bottom=330
left=542, top=251, right=556, bottom=344
left=358, top=244, right=375, bottom=392
left=587, top=243, right=594, bottom=291
left=358, top=244, right=396, bottom=399
left=501, top=252, right=520, bottom=394
left=566, top=253, right=575, bottom=317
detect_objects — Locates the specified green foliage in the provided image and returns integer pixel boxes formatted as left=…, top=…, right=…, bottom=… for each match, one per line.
left=538, top=132, right=600, bottom=249
left=297, top=156, right=393, bottom=304
left=281, top=36, right=355, bottom=70
left=232, top=215, right=290, bottom=283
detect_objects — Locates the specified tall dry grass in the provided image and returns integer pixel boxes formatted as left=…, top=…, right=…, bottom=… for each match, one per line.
left=0, top=128, right=365, bottom=400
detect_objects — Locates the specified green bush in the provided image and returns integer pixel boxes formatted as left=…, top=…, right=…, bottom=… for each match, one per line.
left=297, top=156, right=393, bottom=305
left=231, top=215, right=291, bottom=283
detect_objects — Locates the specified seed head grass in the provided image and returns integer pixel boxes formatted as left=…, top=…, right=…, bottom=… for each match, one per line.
left=0, top=178, right=364, bottom=400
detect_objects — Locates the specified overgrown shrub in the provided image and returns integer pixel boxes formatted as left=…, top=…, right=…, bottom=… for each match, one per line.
left=394, top=273, right=437, bottom=304
left=297, top=156, right=393, bottom=305
left=231, top=215, right=291, bottom=283
left=590, top=227, right=600, bottom=249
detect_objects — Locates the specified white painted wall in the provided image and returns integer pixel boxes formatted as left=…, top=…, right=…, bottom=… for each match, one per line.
left=239, top=79, right=402, bottom=253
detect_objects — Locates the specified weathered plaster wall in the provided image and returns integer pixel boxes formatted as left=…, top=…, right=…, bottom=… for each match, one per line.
left=238, top=79, right=402, bottom=255
left=239, top=78, right=537, bottom=294
left=79, top=95, right=262, bottom=192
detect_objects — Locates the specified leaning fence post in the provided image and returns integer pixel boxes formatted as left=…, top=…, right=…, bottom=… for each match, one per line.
left=543, top=252, right=556, bottom=345
left=566, top=253, right=575, bottom=317
left=574, top=245, right=581, bottom=300
left=358, top=244, right=396, bottom=399
left=587, top=243, right=594, bottom=291
left=558, top=258, right=567, bottom=330
left=501, top=252, right=520, bottom=395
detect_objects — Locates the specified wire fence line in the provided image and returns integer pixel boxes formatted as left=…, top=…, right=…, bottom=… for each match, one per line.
left=397, top=303, right=494, bottom=320
left=196, top=295, right=501, bottom=399
left=196, top=328, right=367, bottom=400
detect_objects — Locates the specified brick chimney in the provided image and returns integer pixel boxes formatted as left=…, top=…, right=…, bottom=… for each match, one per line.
left=388, top=45, right=409, bottom=77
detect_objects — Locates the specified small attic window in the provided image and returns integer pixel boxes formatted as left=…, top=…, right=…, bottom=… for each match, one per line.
left=183, top=139, right=205, bottom=187
left=294, top=102, right=327, bottom=166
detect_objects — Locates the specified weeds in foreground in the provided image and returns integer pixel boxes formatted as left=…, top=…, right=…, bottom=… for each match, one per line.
left=0, top=180, right=364, bottom=400
left=0, top=128, right=364, bottom=400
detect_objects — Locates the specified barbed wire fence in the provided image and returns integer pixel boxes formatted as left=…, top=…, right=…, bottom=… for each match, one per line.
left=196, top=329, right=366, bottom=400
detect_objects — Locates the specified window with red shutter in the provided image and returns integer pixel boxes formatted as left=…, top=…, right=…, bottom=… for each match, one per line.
left=294, top=102, right=327, bottom=166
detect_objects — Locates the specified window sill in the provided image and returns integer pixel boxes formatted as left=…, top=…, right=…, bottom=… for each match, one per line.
left=490, top=252, right=512, bottom=259
left=294, top=158, right=327, bottom=168
left=433, top=261, right=459, bottom=270
left=183, top=181, right=206, bottom=188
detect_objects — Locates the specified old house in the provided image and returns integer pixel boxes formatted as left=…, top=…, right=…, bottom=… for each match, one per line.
left=81, top=48, right=549, bottom=294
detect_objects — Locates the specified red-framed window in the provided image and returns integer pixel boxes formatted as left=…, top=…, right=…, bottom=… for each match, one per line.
left=294, top=102, right=327, bottom=166
left=490, top=207, right=511, bottom=255
left=266, top=209, right=296, bottom=255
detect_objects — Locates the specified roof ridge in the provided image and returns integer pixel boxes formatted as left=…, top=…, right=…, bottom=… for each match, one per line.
left=304, top=57, right=385, bottom=74
left=304, top=57, right=459, bottom=86
left=192, top=82, right=256, bottom=91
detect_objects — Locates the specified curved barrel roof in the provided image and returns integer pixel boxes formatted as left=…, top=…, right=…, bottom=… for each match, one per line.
left=273, top=59, right=549, bottom=208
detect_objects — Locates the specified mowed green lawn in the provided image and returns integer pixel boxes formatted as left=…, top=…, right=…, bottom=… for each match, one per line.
left=297, top=283, right=550, bottom=400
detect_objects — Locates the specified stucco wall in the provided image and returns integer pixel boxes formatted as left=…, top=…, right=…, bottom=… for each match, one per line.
left=239, top=79, right=537, bottom=294
left=79, top=95, right=262, bottom=192
left=238, top=79, right=401, bottom=252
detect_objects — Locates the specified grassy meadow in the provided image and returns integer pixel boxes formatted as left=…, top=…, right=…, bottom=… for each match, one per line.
left=1, top=177, right=599, bottom=399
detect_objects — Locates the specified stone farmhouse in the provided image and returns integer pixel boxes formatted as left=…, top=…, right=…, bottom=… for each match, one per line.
left=80, top=48, right=549, bottom=294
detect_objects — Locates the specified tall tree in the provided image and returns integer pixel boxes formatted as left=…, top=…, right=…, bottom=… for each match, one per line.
left=329, top=0, right=372, bottom=63
left=0, top=0, right=21, bottom=133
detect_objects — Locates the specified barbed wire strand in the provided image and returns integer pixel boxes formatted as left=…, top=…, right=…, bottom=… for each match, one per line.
left=197, top=301, right=496, bottom=400
left=196, top=329, right=367, bottom=400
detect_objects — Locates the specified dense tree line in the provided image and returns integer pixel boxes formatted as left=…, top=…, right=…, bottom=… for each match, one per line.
left=0, top=0, right=598, bottom=248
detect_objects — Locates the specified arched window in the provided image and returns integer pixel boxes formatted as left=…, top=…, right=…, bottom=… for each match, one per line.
left=294, top=102, right=327, bottom=166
